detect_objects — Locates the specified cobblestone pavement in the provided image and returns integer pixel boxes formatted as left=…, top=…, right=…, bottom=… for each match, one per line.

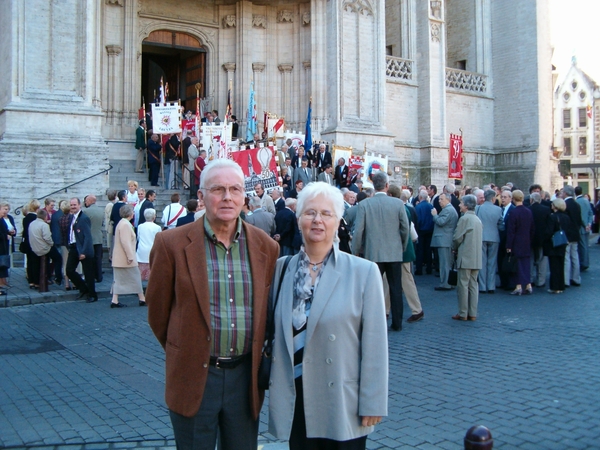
left=1, top=243, right=599, bottom=449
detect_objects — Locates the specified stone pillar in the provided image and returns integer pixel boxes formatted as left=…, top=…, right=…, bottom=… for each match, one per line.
left=475, top=0, right=491, bottom=76
left=278, top=64, right=293, bottom=125
left=105, top=45, right=123, bottom=125
left=0, top=0, right=107, bottom=213
left=320, top=0, right=393, bottom=154
left=415, top=0, right=448, bottom=185
left=223, top=62, right=237, bottom=113
left=252, top=62, right=265, bottom=131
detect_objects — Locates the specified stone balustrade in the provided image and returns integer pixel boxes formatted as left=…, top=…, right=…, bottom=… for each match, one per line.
left=386, top=56, right=413, bottom=82
left=445, top=68, right=487, bottom=93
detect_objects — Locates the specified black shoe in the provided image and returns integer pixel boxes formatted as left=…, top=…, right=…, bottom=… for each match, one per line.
left=570, top=280, right=581, bottom=286
left=86, top=296, right=98, bottom=303
left=139, top=301, right=147, bottom=307
left=487, top=290, right=495, bottom=294
left=407, top=311, right=424, bottom=323
left=434, top=286, right=451, bottom=291
left=390, top=325, right=402, bottom=331
left=110, top=302, right=127, bottom=308
left=77, top=291, right=88, bottom=300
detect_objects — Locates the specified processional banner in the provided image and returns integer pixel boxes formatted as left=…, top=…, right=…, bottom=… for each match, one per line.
left=231, top=146, right=279, bottom=195
left=151, top=104, right=182, bottom=134
left=448, top=134, right=463, bottom=179
left=362, top=153, right=389, bottom=188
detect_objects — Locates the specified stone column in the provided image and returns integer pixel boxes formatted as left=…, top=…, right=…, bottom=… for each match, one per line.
left=278, top=64, right=293, bottom=126
left=320, top=0, right=393, bottom=153
left=252, top=62, right=265, bottom=130
left=475, top=0, right=491, bottom=75
left=106, top=45, right=123, bottom=125
left=415, top=0, right=447, bottom=185
left=223, top=62, right=237, bottom=114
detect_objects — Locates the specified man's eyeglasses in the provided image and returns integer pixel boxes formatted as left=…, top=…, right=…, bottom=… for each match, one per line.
left=204, top=185, right=245, bottom=197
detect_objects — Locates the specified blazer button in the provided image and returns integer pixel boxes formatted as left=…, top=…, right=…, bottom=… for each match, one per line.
left=328, top=334, right=336, bottom=341
left=328, top=382, right=334, bottom=387
left=203, top=363, right=208, bottom=368
left=272, top=356, right=276, bottom=361
left=326, top=358, right=332, bottom=364
left=206, top=336, right=211, bottom=341
left=269, top=380, right=273, bottom=386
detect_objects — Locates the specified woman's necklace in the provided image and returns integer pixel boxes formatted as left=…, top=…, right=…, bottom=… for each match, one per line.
left=309, top=259, right=325, bottom=272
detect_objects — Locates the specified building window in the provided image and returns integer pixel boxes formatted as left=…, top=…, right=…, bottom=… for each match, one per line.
left=579, top=108, right=587, bottom=127
left=563, top=92, right=570, bottom=102
left=563, top=109, right=571, bottom=128
left=579, top=137, right=587, bottom=156
left=579, top=90, right=586, bottom=100
left=563, top=137, right=571, bottom=156
left=456, top=60, right=466, bottom=70
left=571, top=80, right=578, bottom=90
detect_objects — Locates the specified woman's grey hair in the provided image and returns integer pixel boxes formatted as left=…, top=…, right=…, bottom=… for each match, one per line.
left=199, top=159, right=244, bottom=189
left=120, top=204, right=134, bottom=218
left=296, top=182, right=344, bottom=220
left=461, top=194, right=477, bottom=211
left=552, top=198, right=566, bottom=212
left=0, top=201, right=10, bottom=209
left=143, top=208, right=156, bottom=221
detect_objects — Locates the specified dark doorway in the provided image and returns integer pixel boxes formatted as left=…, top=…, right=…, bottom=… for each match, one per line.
left=141, top=30, right=206, bottom=113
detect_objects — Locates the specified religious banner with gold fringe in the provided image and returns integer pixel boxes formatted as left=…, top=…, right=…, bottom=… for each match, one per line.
left=448, top=133, right=463, bottom=179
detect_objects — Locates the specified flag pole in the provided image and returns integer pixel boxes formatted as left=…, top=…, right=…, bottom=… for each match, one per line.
left=143, top=96, right=148, bottom=172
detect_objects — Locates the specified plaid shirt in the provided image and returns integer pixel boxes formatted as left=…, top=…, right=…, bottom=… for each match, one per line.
left=204, top=217, right=253, bottom=357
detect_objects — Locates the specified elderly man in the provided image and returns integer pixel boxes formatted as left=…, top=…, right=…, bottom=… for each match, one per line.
left=66, top=198, right=97, bottom=302
left=29, top=209, right=62, bottom=287
left=334, top=157, right=349, bottom=188
left=353, top=172, right=410, bottom=331
left=575, top=186, right=593, bottom=271
left=83, top=194, right=105, bottom=283
left=498, top=189, right=515, bottom=290
left=292, top=156, right=311, bottom=188
left=314, top=143, right=332, bottom=175
left=317, top=164, right=335, bottom=186
left=270, top=187, right=285, bottom=212
left=474, top=189, right=485, bottom=206
left=415, top=190, right=434, bottom=276
left=431, top=193, right=459, bottom=291
left=452, top=195, right=483, bottom=321
left=147, top=159, right=279, bottom=450
left=253, top=182, right=276, bottom=215
left=246, top=195, right=275, bottom=236
left=341, top=188, right=356, bottom=211
left=475, top=189, right=504, bottom=293
left=562, top=185, right=584, bottom=287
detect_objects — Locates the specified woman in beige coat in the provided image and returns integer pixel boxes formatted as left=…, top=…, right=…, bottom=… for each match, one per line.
left=111, top=204, right=145, bottom=308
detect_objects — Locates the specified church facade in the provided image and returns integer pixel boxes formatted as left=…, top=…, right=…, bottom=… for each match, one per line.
left=0, top=0, right=554, bottom=214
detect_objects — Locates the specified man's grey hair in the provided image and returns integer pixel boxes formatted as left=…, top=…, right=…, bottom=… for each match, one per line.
left=444, top=183, right=456, bottom=194
left=199, top=159, right=244, bottom=189
left=484, top=189, right=496, bottom=202
left=562, top=185, right=575, bottom=197
left=285, top=198, right=297, bottom=208
left=340, top=188, right=349, bottom=195
left=364, top=187, right=375, bottom=197
left=249, top=196, right=262, bottom=208
left=144, top=208, right=156, bottom=221
left=501, top=190, right=513, bottom=198
left=400, top=189, right=411, bottom=202
left=372, top=172, right=388, bottom=191
left=461, top=194, right=477, bottom=211
left=419, top=190, right=429, bottom=200
left=473, top=189, right=484, bottom=198
left=296, top=182, right=344, bottom=220
left=530, top=192, right=542, bottom=204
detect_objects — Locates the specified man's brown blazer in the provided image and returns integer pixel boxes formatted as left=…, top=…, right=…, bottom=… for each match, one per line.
left=147, top=218, right=279, bottom=418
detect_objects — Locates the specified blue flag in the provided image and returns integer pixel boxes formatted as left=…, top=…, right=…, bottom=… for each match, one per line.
left=304, top=99, right=312, bottom=152
left=246, top=82, right=257, bottom=142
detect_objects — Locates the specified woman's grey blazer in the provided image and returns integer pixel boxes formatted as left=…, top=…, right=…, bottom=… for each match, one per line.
left=268, top=247, right=388, bottom=441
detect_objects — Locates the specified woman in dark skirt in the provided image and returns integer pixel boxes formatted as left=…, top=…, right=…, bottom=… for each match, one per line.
left=505, top=190, right=535, bottom=295
left=21, top=199, right=40, bottom=288
left=544, top=198, right=572, bottom=294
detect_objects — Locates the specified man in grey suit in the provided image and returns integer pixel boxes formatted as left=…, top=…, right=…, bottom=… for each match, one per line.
left=293, top=157, right=311, bottom=187
left=431, top=193, right=459, bottom=291
left=83, top=195, right=105, bottom=283
left=246, top=196, right=275, bottom=236
left=317, top=164, right=335, bottom=186
left=353, top=172, right=409, bottom=331
left=475, top=189, right=503, bottom=293
left=575, top=186, right=593, bottom=271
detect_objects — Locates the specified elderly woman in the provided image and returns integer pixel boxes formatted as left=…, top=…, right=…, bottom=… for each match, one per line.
left=506, top=190, right=535, bottom=295
left=21, top=199, right=41, bottom=288
left=111, top=204, right=146, bottom=308
left=544, top=198, right=573, bottom=293
left=269, top=182, right=388, bottom=449
left=452, top=195, right=483, bottom=321
left=136, top=208, right=161, bottom=282
left=0, top=201, right=16, bottom=294
left=126, top=180, right=139, bottom=206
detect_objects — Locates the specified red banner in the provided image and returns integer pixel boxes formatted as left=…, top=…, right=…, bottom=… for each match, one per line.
left=231, top=146, right=279, bottom=195
left=181, top=119, right=196, bottom=136
left=448, top=134, right=463, bottom=179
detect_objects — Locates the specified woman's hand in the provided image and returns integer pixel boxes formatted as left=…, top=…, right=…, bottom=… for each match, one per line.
left=127, top=258, right=134, bottom=265
left=361, top=416, right=382, bottom=427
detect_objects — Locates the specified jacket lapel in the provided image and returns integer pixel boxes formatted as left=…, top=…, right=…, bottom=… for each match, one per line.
left=184, top=221, right=211, bottom=328
left=245, top=224, right=270, bottom=345
left=280, top=256, right=299, bottom=356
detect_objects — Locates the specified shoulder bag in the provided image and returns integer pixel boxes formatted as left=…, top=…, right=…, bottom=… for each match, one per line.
left=552, top=215, right=569, bottom=247
left=258, top=255, right=292, bottom=390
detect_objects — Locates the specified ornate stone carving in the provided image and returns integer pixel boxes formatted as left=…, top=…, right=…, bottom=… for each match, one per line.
left=277, top=10, right=294, bottom=23
left=302, top=12, right=311, bottom=26
left=253, top=15, right=267, bottom=28
left=342, top=0, right=374, bottom=16
left=252, top=62, right=266, bottom=73
left=446, top=68, right=487, bottom=93
left=431, top=23, right=440, bottom=42
left=105, top=45, right=122, bottom=56
left=222, top=63, right=236, bottom=72
left=386, top=56, right=412, bottom=81
left=278, top=64, right=293, bottom=73
left=222, top=15, right=236, bottom=28
left=106, top=0, right=123, bottom=5
left=430, top=0, right=442, bottom=19
left=302, top=61, right=311, bottom=70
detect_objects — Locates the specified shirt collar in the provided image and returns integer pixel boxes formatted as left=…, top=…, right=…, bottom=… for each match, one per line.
left=204, top=216, right=242, bottom=244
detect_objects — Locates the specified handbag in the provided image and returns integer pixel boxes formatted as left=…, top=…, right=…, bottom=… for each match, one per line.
left=0, top=254, right=10, bottom=269
left=258, top=255, right=292, bottom=390
left=502, top=253, right=518, bottom=274
left=552, top=216, right=568, bottom=247
left=447, top=258, right=458, bottom=286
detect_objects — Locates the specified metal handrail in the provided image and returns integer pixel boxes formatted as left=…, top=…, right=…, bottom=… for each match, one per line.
left=14, top=164, right=113, bottom=216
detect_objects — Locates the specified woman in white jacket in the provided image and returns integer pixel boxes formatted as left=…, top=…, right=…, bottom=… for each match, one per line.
left=136, top=208, right=161, bottom=282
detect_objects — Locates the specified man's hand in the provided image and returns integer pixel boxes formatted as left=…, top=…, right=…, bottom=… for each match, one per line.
left=79, top=255, right=86, bottom=261
left=431, top=209, right=438, bottom=216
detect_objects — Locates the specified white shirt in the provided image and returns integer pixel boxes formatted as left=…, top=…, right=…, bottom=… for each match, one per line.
left=136, top=222, right=161, bottom=263
left=162, top=203, right=186, bottom=229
